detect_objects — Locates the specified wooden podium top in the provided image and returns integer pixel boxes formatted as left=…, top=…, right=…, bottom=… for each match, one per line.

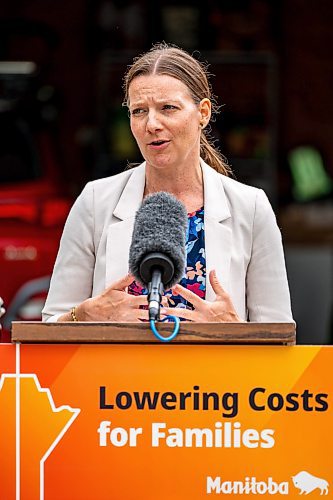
left=11, top=321, right=296, bottom=345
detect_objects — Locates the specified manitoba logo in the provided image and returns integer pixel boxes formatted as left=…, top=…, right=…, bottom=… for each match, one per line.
left=206, top=476, right=289, bottom=495
left=207, top=471, right=330, bottom=496
left=292, top=471, right=329, bottom=495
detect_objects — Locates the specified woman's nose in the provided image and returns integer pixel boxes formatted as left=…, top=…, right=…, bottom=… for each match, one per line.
left=146, top=111, right=162, bottom=132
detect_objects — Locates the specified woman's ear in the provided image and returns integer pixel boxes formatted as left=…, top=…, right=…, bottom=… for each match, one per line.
left=199, top=98, right=212, bottom=128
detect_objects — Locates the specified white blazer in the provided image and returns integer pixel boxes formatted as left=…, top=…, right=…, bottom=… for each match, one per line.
left=42, top=160, right=293, bottom=322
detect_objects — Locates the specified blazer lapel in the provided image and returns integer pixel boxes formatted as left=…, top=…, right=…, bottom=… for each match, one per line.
left=201, top=161, right=232, bottom=301
left=105, top=163, right=146, bottom=286
left=105, top=160, right=232, bottom=301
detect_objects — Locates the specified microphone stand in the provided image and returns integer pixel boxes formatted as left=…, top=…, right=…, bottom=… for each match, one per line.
left=139, top=252, right=180, bottom=341
left=148, top=268, right=164, bottom=321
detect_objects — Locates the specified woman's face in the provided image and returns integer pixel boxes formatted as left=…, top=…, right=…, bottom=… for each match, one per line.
left=128, top=74, right=211, bottom=171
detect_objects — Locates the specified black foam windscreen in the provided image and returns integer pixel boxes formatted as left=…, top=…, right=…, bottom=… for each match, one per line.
left=129, top=192, right=188, bottom=289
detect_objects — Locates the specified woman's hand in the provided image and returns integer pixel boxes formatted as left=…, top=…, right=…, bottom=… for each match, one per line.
left=73, top=274, right=149, bottom=322
left=161, top=270, right=244, bottom=323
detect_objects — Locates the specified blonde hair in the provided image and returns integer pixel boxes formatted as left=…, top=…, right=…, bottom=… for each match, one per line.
left=123, top=42, right=232, bottom=176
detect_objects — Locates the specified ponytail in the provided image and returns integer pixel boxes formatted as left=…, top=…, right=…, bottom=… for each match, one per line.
left=200, top=130, right=232, bottom=176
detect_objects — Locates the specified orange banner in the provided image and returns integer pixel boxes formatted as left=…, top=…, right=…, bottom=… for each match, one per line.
left=0, top=343, right=332, bottom=499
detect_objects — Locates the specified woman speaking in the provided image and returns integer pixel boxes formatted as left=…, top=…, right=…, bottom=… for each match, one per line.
left=42, top=43, right=293, bottom=324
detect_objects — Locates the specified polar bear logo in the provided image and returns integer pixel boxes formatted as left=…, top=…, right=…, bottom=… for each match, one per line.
left=292, top=471, right=329, bottom=495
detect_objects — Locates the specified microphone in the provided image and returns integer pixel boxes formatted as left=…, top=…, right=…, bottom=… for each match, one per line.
left=129, top=192, right=188, bottom=321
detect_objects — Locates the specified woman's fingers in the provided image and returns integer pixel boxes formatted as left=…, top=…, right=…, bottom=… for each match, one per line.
left=136, top=311, right=148, bottom=320
left=86, top=274, right=237, bottom=323
left=105, top=273, right=135, bottom=293
left=209, top=269, right=227, bottom=298
left=161, top=306, right=196, bottom=321
left=161, top=296, right=169, bottom=307
left=128, top=294, right=149, bottom=307
left=171, top=284, right=204, bottom=308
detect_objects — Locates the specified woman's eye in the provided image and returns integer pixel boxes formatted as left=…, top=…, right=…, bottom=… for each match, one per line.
left=162, top=104, right=177, bottom=110
left=131, top=108, right=146, bottom=116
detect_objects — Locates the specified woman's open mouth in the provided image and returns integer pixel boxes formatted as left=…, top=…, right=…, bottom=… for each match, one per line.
left=148, top=140, right=170, bottom=150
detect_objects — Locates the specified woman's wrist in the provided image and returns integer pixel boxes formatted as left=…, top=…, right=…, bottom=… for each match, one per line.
left=71, top=306, right=79, bottom=322
left=74, top=302, right=87, bottom=321
left=56, top=302, right=85, bottom=322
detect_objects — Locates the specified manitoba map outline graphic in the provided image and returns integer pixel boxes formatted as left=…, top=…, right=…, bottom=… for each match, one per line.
left=0, top=371, right=80, bottom=500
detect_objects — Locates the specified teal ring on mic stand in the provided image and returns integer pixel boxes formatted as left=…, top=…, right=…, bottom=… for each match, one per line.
left=149, top=316, right=180, bottom=342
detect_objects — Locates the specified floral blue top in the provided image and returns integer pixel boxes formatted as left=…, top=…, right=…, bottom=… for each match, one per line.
left=128, top=207, right=206, bottom=309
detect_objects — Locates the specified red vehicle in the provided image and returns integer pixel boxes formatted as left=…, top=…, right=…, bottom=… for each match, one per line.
left=0, top=62, right=71, bottom=342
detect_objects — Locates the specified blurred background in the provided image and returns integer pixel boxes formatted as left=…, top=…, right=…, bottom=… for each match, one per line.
left=0, top=0, right=332, bottom=343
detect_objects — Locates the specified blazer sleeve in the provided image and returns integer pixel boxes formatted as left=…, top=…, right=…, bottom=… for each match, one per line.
left=246, top=189, right=294, bottom=322
left=42, top=182, right=95, bottom=321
